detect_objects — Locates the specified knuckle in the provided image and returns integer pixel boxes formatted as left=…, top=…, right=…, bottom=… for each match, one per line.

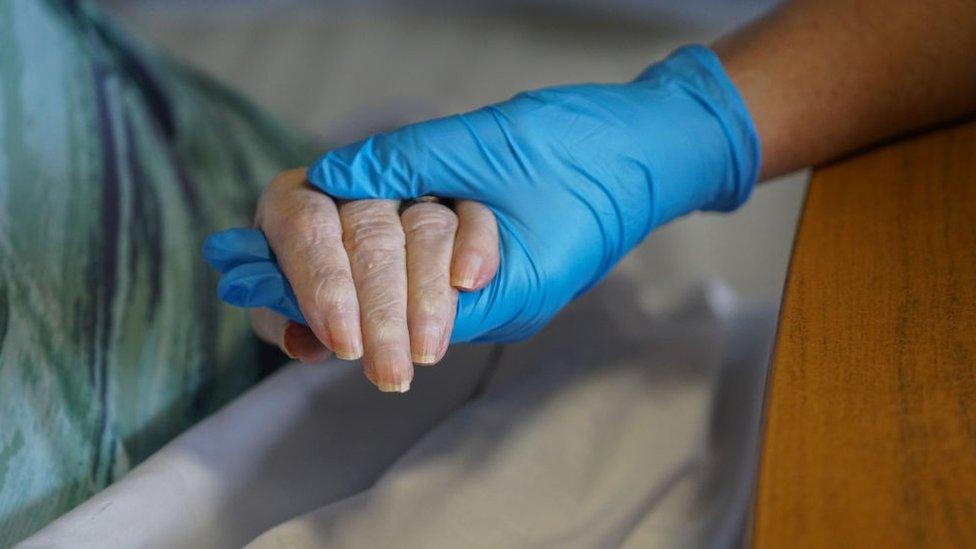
left=282, top=196, right=337, bottom=227
left=363, top=281, right=404, bottom=311
left=343, top=222, right=405, bottom=253
left=277, top=227, right=337, bottom=259
left=363, top=304, right=407, bottom=340
left=350, top=247, right=404, bottom=282
left=340, top=199, right=395, bottom=220
left=403, top=204, right=458, bottom=238
left=258, top=186, right=339, bottom=243
left=411, top=285, right=455, bottom=316
left=310, top=267, right=354, bottom=311
left=357, top=254, right=404, bottom=282
left=262, top=169, right=309, bottom=203
left=456, top=209, right=497, bottom=245
left=411, top=264, right=451, bottom=291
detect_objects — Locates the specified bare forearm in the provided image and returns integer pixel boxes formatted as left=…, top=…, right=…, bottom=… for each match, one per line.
left=713, top=0, right=976, bottom=179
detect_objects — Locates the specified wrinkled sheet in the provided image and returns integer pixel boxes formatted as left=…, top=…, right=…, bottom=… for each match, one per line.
left=21, top=278, right=775, bottom=548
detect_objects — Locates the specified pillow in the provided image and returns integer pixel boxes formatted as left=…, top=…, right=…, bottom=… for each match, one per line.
left=0, top=0, right=313, bottom=543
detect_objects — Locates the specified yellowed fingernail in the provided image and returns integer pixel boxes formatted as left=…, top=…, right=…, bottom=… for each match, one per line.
left=283, top=322, right=325, bottom=361
left=370, top=348, right=412, bottom=393
left=335, top=346, right=363, bottom=361
left=412, top=324, right=442, bottom=365
left=453, top=252, right=483, bottom=290
left=281, top=324, right=301, bottom=359
left=330, top=317, right=363, bottom=360
left=280, top=342, right=299, bottom=360
left=377, top=381, right=411, bottom=393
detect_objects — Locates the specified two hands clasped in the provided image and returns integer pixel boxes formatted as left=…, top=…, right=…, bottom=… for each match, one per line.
left=207, top=169, right=500, bottom=392
left=204, top=45, right=761, bottom=392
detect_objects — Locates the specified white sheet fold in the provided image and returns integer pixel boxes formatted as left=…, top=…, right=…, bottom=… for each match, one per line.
left=22, top=279, right=774, bottom=549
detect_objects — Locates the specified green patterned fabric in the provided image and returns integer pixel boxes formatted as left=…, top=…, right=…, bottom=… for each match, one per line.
left=0, top=1, right=313, bottom=544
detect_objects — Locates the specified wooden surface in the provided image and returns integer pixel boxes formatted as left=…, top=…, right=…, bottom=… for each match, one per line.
left=753, top=119, right=976, bottom=548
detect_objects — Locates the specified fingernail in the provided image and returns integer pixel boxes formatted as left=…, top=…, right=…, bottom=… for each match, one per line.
left=412, top=324, right=443, bottom=365
left=280, top=340, right=299, bottom=360
left=330, top=317, right=363, bottom=360
left=377, top=380, right=411, bottom=393
left=452, top=252, right=483, bottom=290
left=283, top=323, right=331, bottom=363
left=371, top=348, right=412, bottom=393
left=282, top=323, right=305, bottom=359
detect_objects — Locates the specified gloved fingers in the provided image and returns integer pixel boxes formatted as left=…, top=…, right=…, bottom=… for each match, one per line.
left=340, top=199, right=413, bottom=392
left=256, top=169, right=363, bottom=361
left=308, top=132, right=424, bottom=201
left=217, top=261, right=288, bottom=308
left=217, top=261, right=306, bottom=323
left=202, top=227, right=272, bottom=273
left=307, top=115, right=486, bottom=202
left=250, top=308, right=330, bottom=363
left=451, top=200, right=500, bottom=291
left=400, top=201, right=459, bottom=366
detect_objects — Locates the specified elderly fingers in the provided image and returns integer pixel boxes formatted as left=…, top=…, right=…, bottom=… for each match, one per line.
left=341, top=199, right=413, bottom=392
left=249, top=308, right=330, bottom=363
left=401, top=201, right=459, bottom=365
left=256, top=169, right=363, bottom=360
left=451, top=200, right=499, bottom=291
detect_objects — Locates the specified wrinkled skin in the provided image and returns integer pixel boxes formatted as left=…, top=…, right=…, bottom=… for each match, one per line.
left=251, top=169, right=499, bottom=392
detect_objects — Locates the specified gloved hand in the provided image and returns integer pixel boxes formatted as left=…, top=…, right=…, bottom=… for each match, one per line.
left=207, top=44, right=759, bottom=344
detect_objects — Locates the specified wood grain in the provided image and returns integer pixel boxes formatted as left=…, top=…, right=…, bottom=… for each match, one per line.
left=752, top=119, right=976, bottom=548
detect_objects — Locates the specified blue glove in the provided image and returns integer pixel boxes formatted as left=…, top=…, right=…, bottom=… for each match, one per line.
left=205, top=45, right=760, bottom=343
left=204, top=228, right=307, bottom=323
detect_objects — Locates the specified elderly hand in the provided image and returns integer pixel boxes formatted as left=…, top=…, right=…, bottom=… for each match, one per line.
left=204, top=169, right=498, bottom=392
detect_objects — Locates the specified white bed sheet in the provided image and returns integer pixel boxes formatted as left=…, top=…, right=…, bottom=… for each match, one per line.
left=21, top=278, right=775, bottom=548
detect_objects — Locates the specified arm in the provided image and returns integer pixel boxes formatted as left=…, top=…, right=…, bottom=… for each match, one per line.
left=714, top=0, right=976, bottom=179
left=206, top=0, right=976, bottom=392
